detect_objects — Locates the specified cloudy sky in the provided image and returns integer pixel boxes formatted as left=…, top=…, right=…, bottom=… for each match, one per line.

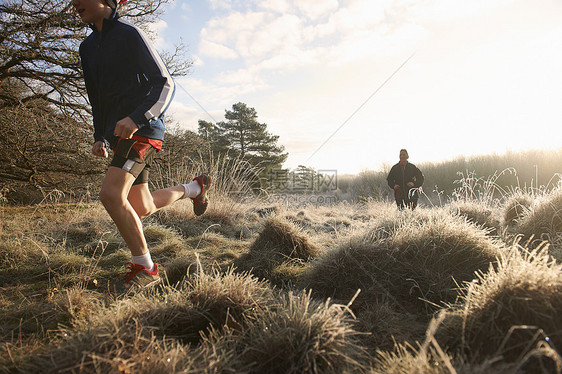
left=152, top=0, right=562, bottom=175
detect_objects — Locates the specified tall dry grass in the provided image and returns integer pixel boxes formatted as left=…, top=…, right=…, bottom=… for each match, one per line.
left=151, top=153, right=264, bottom=239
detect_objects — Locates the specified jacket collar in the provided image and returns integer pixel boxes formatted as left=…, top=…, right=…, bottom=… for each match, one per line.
left=88, top=10, right=120, bottom=33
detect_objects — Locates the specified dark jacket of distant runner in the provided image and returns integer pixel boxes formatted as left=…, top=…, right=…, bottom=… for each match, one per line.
left=79, top=11, right=175, bottom=149
left=386, top=162, right=424, bottom=200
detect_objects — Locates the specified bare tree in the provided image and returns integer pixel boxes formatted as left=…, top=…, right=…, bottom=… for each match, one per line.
left=0, top=97, right=109, bottom=203
left=0, top=0, right=192, bottom=203
left=0, top=0, right=191, bottom=121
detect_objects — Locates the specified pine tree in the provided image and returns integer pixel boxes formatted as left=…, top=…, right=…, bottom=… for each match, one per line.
left=199, top=102, right=288, bottom=170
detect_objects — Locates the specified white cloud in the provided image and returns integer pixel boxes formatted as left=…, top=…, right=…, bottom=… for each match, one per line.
left=191, top=54, right=205, bottom=67
left=200, top=11, right=268, bottom=57
left=198, top=40, right=238, bottom=59
left=257, top=47, right=321, bottom=70
left=175, top=72, right=267, bottom=112
left=208, top=0, right=232, bottom=10
left=295, top=0, right=338, bottom=20
left=247, top=14, right=304, bottom=58
left=167, top=100, right=200, bottom=128
left=215, top=67, right=268, bottom=89
left=257, top=0, right=292, bottom=13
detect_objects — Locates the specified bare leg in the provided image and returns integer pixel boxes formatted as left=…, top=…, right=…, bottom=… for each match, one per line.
left=128, top=184, right=185, bottom=218
left=99, top=166, right=148, bottom=256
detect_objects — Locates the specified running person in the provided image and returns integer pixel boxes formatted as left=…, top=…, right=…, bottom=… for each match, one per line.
left=386, top=149, right=424, bottom=210
left=72, top=0, right=211, bottom=290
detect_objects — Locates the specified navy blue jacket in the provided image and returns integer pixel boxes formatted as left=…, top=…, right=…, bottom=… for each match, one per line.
left=79, top=11, right=175, bottom=149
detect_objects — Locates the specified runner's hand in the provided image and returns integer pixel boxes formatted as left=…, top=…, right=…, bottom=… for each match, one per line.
left=92, top=141, right=108, bottom=158
left=114, top=116, right=138, bottom=139
left=407, top=182, right=414, bottom=188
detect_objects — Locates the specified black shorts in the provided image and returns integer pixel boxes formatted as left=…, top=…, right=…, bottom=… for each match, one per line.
left=110, top=138, right=158, bottom=185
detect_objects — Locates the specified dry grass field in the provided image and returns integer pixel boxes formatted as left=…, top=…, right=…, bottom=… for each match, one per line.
left=1, top=176, right=562, bottom=373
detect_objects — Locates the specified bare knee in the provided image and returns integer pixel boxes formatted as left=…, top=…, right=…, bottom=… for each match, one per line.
left=130, top=200, right=155, bottom=218
left=128, top=184, right=157, bottom=218
left=134, top=206, right=153, bottom=219
left=99, top=188, right=125, bottom=212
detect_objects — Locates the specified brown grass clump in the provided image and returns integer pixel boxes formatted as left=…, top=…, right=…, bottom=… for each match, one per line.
left=250, top=204, right=281, bottom=218
left=354, top=302, right=425, bottom=353
left=16, top=267, right=274, bottom=373
left=180, top=266, right=274, bottom=340
left=53, top=286, right=102, bottom=322
left=436, top=243, right=562, bottom=370
left=448, top=200, right=502, bottom=235
left=162, top=252, right=199, bottom=285
left=388, top=210, right=503, bottom=308
left=517, top=187, right=562, bottom=242
left=301, top=210, right=502, bottom=318
left=501, top=192, right=534, bottom=228
left=372, top=342, right=522, bottom=374
left=196, top=290, right=368, bottom=373
left=236, top=216, right=320, bottom=283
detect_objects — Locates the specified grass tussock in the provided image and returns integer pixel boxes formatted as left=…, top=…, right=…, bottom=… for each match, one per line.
left=196, top=290, right=368, bottom=374
left=448, top=200, right=502, bottom=235
left=517, top=187, right=562, bottom=242
left=302, top=210, right=502, bottom=318
left=15, top=266, right=273, bottom=372
left=436, top=242, right=562, bottom=371
left=388, top=210, right=503, bottom=305
left=501, top=191, right=534, bottom=228
left=372, top=342, right=524, bottom=374
left=235, top=216, right=320, bottom=284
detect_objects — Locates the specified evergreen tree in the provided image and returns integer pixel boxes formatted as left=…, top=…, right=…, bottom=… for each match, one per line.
left=198, top=103, right=288, bottom=170
left=221, top=102, right=287, bottom=169
left=198, top=119, right=230, bottom=157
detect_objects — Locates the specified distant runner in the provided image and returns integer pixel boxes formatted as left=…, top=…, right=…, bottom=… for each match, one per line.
left=386, top=149, right=424, bottom=210
left=72, top=0, right=211, bottom=292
